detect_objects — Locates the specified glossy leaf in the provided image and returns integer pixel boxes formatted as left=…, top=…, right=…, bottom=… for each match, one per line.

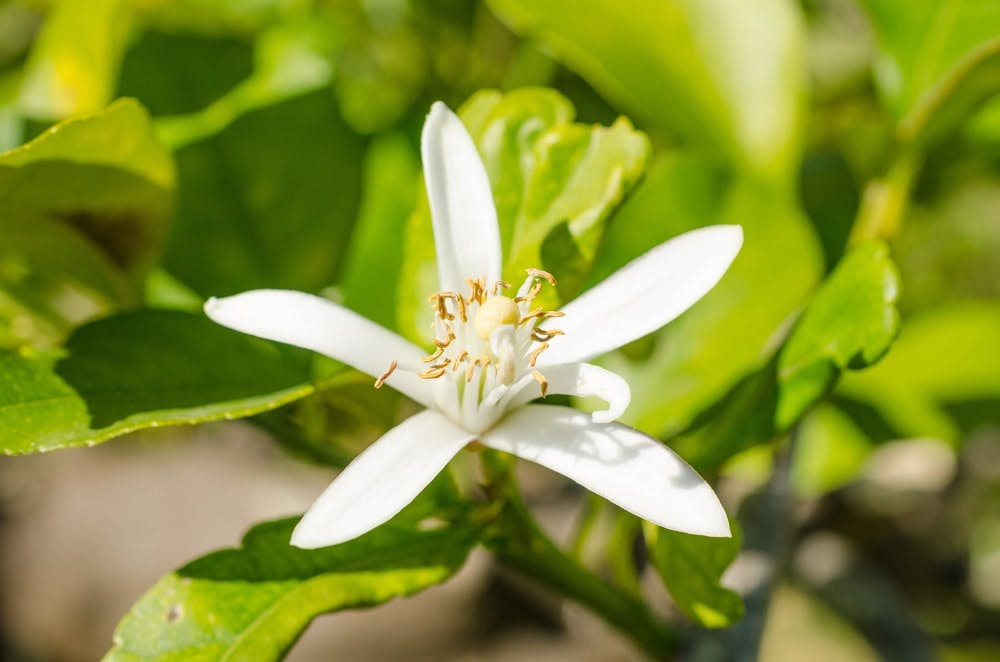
left=163, top=90, right=364, bottom=297
left=0, top=98, right=174, bottom=346
left=399, top=88, right=648, bottom=340
left=862, top=0, right=1000, bottom=145
left=488, top=0, right=807, bottom=186
left=776, top=241, right=900, bottom=427
left=646, top=521, right=743, bottom=628
left=17, top=0, right=131, bottom=119
left=673, top=241, right=900, bottom=471
left=105, top=494, right=478, bottom=661
left=0, top=309, right=313, bottom=454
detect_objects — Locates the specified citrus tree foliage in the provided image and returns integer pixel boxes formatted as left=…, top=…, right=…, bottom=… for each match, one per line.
left=1, top=1, right=998, bottom=660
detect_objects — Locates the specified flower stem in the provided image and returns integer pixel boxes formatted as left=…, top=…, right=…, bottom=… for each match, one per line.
left=479, top=453, right=680, bottom=658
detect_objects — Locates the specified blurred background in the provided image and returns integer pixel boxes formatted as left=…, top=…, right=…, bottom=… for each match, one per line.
left=1, top=0, right=999, bottom=659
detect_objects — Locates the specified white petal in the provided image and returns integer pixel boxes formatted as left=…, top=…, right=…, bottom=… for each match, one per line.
left=422, top=102, right=502, bottom=292
left=204, top=289, right=433, bottom=407
left=503, top=363, right=631, bottom=423
left=291, top=409, right=473, bottom=548
left=538, top=225, right=743, bottom=365
left=481, top=405, right=731, bottom=537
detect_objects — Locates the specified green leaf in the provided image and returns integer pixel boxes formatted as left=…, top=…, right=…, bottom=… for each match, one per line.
left=163, top=89, right=364, bottom=297
left=838, top=301, right=1000, bottom=442
left=399, top=87, right=649, bottom=341
left=153, top=21, right=335, bottom=150
left=0, top=98, right=175, bottom=346
left=776, top=241, right=900, bottom=428
left=17, top=0, right=131, bottom=119
left=0, top=98, right=174, bottom=269
left=673, top=241, right=900, bottom=472
left=105, top=498, right=479, bottom=661
left=861, top=0, right=1000, bottom=145
left=339, top=132, right=420, bottom=331
left=646, top=521, right=743, bottom=628
left=1, top=309, right=313, bottom=454
left=487, top=0, right=807, bottom=187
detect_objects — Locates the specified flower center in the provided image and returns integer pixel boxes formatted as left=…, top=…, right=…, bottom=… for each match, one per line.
left=376, top=268, right=565, bottom=432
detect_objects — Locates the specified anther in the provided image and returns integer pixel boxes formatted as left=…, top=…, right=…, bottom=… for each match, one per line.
left=526, top=268, right=557, bottom=286
left=529, top=343, right=549, bottom=367
left=374, top=360, right=398, bottom=389
left=531, top=370, right=549, bottom=397
left=492, top=280, right=511, bottom=295
left=422, top=347, right=444, bottom=363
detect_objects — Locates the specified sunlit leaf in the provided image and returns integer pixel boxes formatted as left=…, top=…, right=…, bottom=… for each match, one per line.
left=861, top=0, right=1000, bottom=145
left=17, top=0, right=131, bottom=119
left=105, top=492, right=479, bottom=661
left=488, top=0, right=807, bottom=186
left=0, top=98, right=174, bottom=346
left=0, top=309, right=313, bottom=454
left=646, top=521, right=743, bottom=628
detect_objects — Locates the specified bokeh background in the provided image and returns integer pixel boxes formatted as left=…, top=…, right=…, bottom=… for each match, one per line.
left=1, top=0, right=999, bottom=660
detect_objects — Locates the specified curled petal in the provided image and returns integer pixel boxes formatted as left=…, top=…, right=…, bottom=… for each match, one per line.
left=538, top=225, right=743, bottom=365
left=481, top=405, right=731, bottom=537
left=204, top=289, right=433, bottom=407
left=502, top=363, right=631, bottom=423
left=422, top=102, right=502, bottom=292
left=291, top=409, right=473, bottom=548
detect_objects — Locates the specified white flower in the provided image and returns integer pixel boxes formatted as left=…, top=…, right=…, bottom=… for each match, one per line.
left=205, top=102, right=743, bottom=549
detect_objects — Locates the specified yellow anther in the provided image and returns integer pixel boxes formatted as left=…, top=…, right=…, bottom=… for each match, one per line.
left=374, top=360, right=397, bottom=389
left=474, top=296, right=520, bottom=340
left=531, top=370, right=549, bottom=398
left=422, top=347, right=444, bottom=363
left=529, top=343, right=549, bottom=367
left=526, top=268, right=557, bottom=286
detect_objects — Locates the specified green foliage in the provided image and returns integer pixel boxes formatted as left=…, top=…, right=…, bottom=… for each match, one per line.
left=105, top=488, right=479, bottom=661
left=838, top=301, right=1000, bottom=442
left=0, top=310, right=313, bottom=454
left=488, top=0, right=806, bottom=186
left=162, top=90, right=364, bottom=297
left=399, top=87, right=649, bottom=340
left=647, top=521, right=743, bottom=628
left=0, top=98, right=173, bottom=347
left=673, top=241, right=900, bottom=471
left=17, top=0, right=131, bottom=119
left=861, top=0, right=1000, bottom=146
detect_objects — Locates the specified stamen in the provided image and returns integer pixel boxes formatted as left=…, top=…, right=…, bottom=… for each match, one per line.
left=519, top=309, right=565, bottom=325
left=516, top=281, right=543, bottom=303
left=532, top=328, right=565, bottom=342
left=526, top=268, right=557, bottom=286
left=455, top=296, right=467, bottom=322
left=529, top=343, right=549, bottom=367
left=492, top=280, right=511, bottom=295
left=422, top=347, right=444, bottom=363
left=531, top=370, right=549, bottom=398
left=374, top=360, right=397, bottom=389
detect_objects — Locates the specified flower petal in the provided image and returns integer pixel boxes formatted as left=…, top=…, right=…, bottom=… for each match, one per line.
left=291, top=409, right=473, bottom=548
left=204, top=289, right=433, bottom=407
left=481, top=405, right=731, bottom=537
left=502, top=363, right=631, bottom=423
left=422, top=101, right=502, bottom=292
left=538, top=225, right=743, bottom=365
